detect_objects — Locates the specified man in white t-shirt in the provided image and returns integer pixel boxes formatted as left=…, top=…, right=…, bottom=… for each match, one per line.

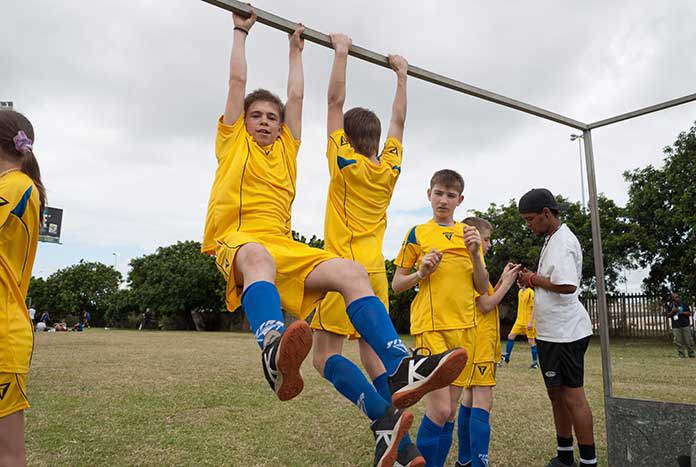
left=28, top=307, right=36, bottom=323
left=517, top=188, right=596, bottom=467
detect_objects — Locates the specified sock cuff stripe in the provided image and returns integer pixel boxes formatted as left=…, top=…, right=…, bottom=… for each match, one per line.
left=557, top=446, right=574, bottom=451
left=580, top=458, right=597, bottom=464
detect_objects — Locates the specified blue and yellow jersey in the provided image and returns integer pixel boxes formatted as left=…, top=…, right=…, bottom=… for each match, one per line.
left=515, top=287, right=535, bottom=326
left=395, top=220, right=483, bottom=335
left=202, top=115, right=300, bottom=255
left=0, top=170, right=40, bottom=374
left=323, top=129, right=402, bottom=272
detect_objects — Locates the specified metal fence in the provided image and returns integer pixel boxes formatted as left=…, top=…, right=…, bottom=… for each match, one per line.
left=581, top=293, right=693, bottom=338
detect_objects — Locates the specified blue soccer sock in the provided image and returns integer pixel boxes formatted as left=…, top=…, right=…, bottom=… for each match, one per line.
left=373, top=372, right=414, bottom=450
left=346, top=296, right=409, bottom=374
left=324, top=354, right=390, bottom=421
left=241, top=281, right=284, bottom=349
left=470, top=408, right=490, bottom=467
left=504, top=340, right=515, bottom=362
left=531, top=345, right=538, bottom=364
left=435, top=420, right=454, bottom=466
left=457, top=405, right=472, bottom=465
left=416, top=415, right=443, bottom=466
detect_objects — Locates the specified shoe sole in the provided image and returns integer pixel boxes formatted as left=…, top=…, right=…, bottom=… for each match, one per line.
left=377, top=411, right=414, bottom=467
left=275, top=320, right=312, bottom=401
left=392, top=348, right=468, bottom=409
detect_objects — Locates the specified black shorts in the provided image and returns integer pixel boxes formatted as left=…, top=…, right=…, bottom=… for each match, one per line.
left=536, top=337, right=590, bottom=388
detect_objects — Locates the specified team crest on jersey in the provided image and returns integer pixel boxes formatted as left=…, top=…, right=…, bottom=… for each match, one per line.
left=386, top=146, right=398, bottom=156
left=0, top=197, right=7, bottom=207
left=443, top=232, right=453, bottom=240
left=478, top=365, right=487, bottom=375
left=340, top=135, right=349, bottom=146
left=0, top=382, right=10, bottom=400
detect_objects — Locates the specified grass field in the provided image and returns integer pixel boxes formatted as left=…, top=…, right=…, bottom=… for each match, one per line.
left=25, top=330, right=695, bottom=466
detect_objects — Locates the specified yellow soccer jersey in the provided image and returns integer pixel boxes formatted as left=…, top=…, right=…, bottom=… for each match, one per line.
left=0, top=170, right=40, bottom=374
left=474, top=282, right=501, bottom=363
left=395, top=220, right=484, bottom=335
left=515, top=288, right=535, bottom=326
left=324, top=129, right=402, bottom=272
left=202, top=115, right=300, bottom=255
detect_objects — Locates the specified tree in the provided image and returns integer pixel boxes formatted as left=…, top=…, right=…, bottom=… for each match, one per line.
left=624, top=121, right=696, bottom=298
left=292, top=230, right=324, bottom=249
left=28, top=261, right=122, bottom=326
left=128, top=241, right=226, bottom=327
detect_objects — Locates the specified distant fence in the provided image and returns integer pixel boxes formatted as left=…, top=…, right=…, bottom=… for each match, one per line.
left=581, top=293, right=694, bottom=338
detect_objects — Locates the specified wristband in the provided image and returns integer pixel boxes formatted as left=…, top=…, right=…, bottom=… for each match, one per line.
left=234, top=27, right=249, bottom=35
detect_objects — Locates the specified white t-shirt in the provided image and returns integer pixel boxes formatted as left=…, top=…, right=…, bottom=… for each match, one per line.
left=534, top=224, right=593, bottom=343
left=28, top=307, right=36, bottom=320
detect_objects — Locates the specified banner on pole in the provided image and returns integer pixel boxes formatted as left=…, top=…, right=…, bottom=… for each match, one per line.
left=39, top=207, right=63, bottom=244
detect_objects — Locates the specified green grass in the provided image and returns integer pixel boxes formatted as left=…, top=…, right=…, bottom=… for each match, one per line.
left=25, top=330, right=694, bottom=466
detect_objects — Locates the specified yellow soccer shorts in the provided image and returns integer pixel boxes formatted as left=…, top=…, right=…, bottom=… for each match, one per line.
left=310, top=272, right=389, bottom=339
left=215, top=232, right=338, bottom=320
left=0, top=373, right=29, bottom=418
left=414, top=328, right=477, bottom=388
left=510, top=322, right=537, bottom=339
left=470, top=328, right=499, bottom=387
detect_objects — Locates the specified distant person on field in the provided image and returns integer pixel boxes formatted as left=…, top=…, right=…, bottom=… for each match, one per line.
left=28, top=306, right=36, bottom=324
left=664, top=292, right=694, bottom=358
left=39, top=310, right=50, bottom=326
left=517, top=188, right=596, bottom=467
left=83, top=310, right=91, bottom=328
left=500, top=282, right=538, bottom=368
left=0, top=109, right=47, bottom=466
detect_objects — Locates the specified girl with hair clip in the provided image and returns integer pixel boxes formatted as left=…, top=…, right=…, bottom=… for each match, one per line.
left=0, top=109, right=46, bottom=466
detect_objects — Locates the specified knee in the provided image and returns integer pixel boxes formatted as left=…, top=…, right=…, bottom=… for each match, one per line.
left=343, top=260, right=369, bottom=286
left=547, top=387, right=564, bottom=405
left=238, top=243, right=275, bottom=274
left=428, top=402, right=452, bottom=425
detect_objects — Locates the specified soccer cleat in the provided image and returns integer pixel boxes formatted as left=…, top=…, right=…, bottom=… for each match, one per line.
left=371, top=406, right=414, bottom=467
left=389, top=348, right=468, bottom=409
left=394, top=443, right=425, bottom=467
left=530, top=362, right=539, bottom=369
left=260, top=320, right=312, bottom=401
left=546, top=457, right=577, bottom=467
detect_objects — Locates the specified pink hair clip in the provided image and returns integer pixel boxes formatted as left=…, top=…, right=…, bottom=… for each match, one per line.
left=13, top=130, right=33, bottom=153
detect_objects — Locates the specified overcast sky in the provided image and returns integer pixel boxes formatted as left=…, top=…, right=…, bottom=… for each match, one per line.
left=3, top=0, right=695, bottom=291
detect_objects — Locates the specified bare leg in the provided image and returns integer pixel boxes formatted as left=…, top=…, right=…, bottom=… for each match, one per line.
left=425, top=386, right=453, bottom=426
left=562, top=386, right=594, bottom=445
left=547, top=387, right=573, bottom=438
left=232, top=242, right=276, bottom=290
left=358, top=338, right=387, bottom=380
left=471, top=386, right=493, bottom=413
left=304, top=258, right=373, bottom=304
left=0, top=411, right=26, bottom=467
left=312, top=330, right=345, bottom=376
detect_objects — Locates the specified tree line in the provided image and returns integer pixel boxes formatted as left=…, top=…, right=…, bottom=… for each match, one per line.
left=28, top=122, right=696, bottom=331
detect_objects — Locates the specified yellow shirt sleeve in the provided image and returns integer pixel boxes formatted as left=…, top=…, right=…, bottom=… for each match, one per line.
left=215, top=114, right=247, bottom=162
left=395, top=226, right=419, bottom=270
left=0, top=172, right=31, bottom=227
left=379, top=136, right=403, bottom=170
left=327, top=129, right=356, bottom=178
left=279, top=123, right=301, bottom=157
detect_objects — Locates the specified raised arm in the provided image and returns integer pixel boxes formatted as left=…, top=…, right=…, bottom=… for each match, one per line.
left=223, top=10, right=257, bottom=125
left=327, top=33, right=352, bottom=136
left=285, top=25, right=305, bottom=140
left=392, top=249, right=442, bottom=294
left=386, top=55, right=408, bottom=142
left=464, top=228, right=489, bottom=294
left=476, top=263, right=521, bottom=313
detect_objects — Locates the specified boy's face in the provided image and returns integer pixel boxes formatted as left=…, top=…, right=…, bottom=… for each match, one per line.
left=245, top=100, right=282, bottom=147
left=479, top=228, right=492, bottom=255
left=521, top=208, right=552, bottom=236
left=428, top=184, right=463, bottom=219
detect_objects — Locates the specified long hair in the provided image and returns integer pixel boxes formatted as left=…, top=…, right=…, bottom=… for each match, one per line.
left=0, top=110, right=46, bottom=213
